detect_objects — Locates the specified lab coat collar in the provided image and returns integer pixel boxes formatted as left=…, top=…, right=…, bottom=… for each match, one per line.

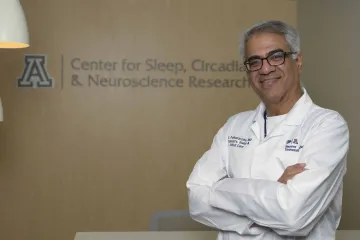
left=250, top=88, right=313, bottom=140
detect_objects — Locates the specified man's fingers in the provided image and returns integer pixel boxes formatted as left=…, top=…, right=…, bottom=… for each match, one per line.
left=283, top=163, right=307, bottom=179
left=287, top=166, right=306, bottom=175
left=279, top=163, right=308, bottom=184
left=295, top=163, right=306, bottom=168
left=287, top=163, right=306, bottom=172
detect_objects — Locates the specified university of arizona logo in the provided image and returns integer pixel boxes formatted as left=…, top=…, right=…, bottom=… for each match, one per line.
left=17, top=54, right=54, bottom=88
left=285, top=138, right=303, bottom=152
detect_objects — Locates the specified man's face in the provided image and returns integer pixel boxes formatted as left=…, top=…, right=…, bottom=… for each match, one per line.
left=245, top=32, right=302, bottom=104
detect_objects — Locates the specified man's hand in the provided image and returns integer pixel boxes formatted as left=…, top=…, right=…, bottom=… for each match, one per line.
left=278, top=163, right=307, bottom=184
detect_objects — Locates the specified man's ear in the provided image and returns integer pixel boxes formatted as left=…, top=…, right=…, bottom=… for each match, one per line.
left=295, top=53, right=303, bottom=72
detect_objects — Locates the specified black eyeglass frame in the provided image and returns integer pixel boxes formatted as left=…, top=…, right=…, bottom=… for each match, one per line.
left=243, top=50, right=297, bottom=72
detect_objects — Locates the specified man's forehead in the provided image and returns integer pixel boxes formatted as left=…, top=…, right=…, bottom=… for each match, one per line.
left=245, top=33, right=289, bottom=57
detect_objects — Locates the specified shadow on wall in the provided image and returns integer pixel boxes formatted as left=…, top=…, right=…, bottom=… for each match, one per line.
left=149, top=210, right=215, bottom=231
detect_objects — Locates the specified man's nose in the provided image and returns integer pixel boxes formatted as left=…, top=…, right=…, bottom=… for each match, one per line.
left=259, top=59, right=275, bottom=74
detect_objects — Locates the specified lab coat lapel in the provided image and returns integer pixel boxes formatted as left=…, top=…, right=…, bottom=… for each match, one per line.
left=251, top=88, right=313, bottom=141
left=283, top=88, right=313, bottom=126
left=250, top=103, right=265, bottom=140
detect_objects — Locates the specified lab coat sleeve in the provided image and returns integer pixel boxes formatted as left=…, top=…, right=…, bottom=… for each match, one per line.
left=186, top=117, right=265, bottom=235
left=208, top=113, right=349, bottom=236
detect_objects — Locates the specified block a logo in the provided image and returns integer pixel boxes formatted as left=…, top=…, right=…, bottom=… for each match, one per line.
left=17, top=54, right=54, bottom=88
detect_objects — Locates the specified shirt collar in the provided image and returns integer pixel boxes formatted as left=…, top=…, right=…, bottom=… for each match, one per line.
left=252, top=87, right=313, bottom=126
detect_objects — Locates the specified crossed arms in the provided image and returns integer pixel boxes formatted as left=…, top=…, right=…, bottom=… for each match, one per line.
left=186, top=115, right=349, bottom=236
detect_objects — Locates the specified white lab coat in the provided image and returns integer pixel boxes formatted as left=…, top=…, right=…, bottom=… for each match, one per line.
left=186, top=88, right=349, bottom=239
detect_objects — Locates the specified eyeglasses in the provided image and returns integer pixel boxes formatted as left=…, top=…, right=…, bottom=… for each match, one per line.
left=244, top=50, right=297, bottom=72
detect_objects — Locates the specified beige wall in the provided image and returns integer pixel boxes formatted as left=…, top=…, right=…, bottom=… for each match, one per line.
left=0, top=1, right=296, bottom=239
left=297, top=0, right=359, bottom=230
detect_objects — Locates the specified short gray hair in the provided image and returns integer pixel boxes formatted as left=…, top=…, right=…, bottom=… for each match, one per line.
left=239, top=20, right=300, bottom=61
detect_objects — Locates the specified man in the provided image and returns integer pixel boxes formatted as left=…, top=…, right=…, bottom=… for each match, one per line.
left=186, top=20, right=349, bottom=239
